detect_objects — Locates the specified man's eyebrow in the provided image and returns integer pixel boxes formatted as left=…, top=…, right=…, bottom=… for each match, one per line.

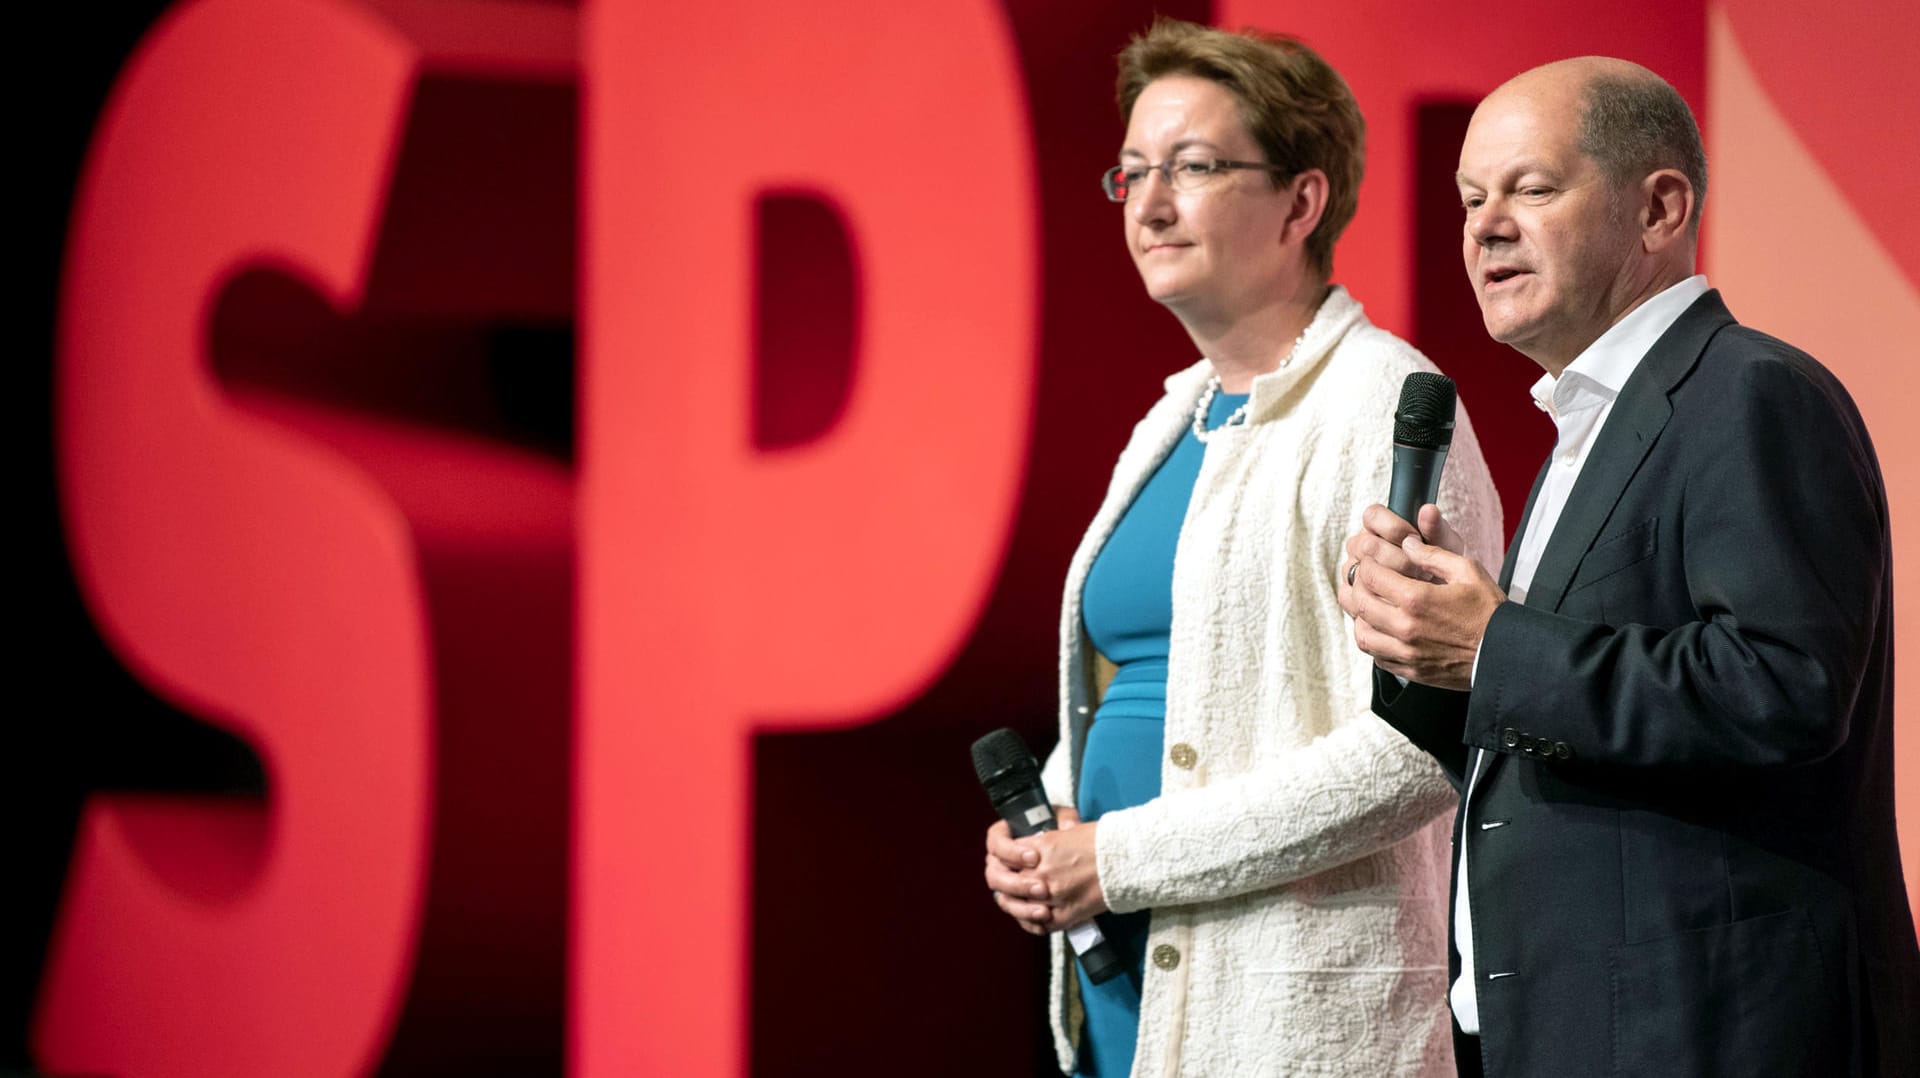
left=1459, top=160, right=1558, bottom=185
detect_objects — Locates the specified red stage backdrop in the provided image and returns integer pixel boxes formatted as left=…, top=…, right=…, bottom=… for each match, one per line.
left=33, top=0, right=1917, bottom=1074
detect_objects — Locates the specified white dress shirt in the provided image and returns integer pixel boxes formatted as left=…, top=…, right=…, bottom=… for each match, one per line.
left=1451, top=274, right=1710, bottom=1034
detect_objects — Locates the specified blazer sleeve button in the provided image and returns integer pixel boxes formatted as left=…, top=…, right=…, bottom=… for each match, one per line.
left=1554, top=741, right=1572, bottom=760
left=1501, top=728, right=1520, bottom=749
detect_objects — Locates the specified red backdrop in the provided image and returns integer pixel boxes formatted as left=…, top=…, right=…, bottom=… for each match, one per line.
left=21, top=0, right=1917, bottom=1074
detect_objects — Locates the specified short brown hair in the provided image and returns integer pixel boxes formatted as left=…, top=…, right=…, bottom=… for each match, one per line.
left=1577, top=70, right=1708, bottom=233
left=1116, top=17, right=1365, bottom=279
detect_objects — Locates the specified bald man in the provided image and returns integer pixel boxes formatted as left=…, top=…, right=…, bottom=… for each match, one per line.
left=1338, top=58, right=1919, bottom=1077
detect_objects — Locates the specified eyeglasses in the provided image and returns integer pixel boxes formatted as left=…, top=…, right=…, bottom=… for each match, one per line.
left=1102, top=155, right=1290, bottom=202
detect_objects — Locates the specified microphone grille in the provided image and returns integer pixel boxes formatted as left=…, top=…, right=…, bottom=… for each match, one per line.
left=971, top=727, right=1039, bottom=787
left=1394, top=372, right=1457, bottom=449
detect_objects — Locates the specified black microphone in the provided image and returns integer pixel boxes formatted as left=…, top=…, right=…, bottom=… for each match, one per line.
left=971, top=727, right=1126, bottom=984
left=1389, top=372, right=1457, bottom=534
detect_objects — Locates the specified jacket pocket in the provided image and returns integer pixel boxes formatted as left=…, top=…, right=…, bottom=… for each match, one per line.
left=1609, top=908, right=1844, bottom=1077
left=1568, top=517, right=1658, bottom=593
left=1240, top=966, right=1449, bottom=1076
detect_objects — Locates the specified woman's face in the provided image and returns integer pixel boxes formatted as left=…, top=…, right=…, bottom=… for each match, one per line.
left=1119, top=76, right=1298, bottom=326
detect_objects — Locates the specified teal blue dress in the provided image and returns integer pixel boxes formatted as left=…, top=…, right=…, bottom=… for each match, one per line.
left=1071, top=390, right=1246, bottom=1078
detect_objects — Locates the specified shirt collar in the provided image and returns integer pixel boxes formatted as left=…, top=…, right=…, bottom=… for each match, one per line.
left=1529, top=275, right=1710, bottom=413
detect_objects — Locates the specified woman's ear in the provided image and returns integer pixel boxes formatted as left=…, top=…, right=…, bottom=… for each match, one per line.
left=1281, top=168, right=1330, bottom=249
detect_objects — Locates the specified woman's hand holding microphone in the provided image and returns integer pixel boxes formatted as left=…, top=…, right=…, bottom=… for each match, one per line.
left=984, top=807, right=1109, bottom=935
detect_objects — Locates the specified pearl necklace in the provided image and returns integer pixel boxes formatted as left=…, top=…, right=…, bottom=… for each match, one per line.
left=1191, top=320, right=1315, bottom=443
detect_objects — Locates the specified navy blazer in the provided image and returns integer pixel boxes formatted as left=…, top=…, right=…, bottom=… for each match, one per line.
left=1374, top=291, right=1920, bottom=1077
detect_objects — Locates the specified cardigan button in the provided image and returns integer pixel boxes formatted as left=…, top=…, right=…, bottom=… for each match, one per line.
left=1151, top=944, right=1181, bottom=971
left=1169, top=743, right=1198, bottom=770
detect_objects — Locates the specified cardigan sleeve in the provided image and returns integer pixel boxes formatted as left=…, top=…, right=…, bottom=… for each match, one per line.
left=1094, top=711, right=1459, bottom=912
left=1092, top=353, right=1504, bottom=912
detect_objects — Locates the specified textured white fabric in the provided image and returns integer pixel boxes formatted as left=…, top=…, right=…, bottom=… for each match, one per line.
left=1038, top=287, right=1504, bottom=1077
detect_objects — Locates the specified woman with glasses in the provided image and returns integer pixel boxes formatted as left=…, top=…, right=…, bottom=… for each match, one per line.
left=982, top=18, right=1502, bottom=1077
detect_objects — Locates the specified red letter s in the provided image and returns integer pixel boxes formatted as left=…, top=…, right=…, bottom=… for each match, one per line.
left=44, top=1, right=575, bottom=1073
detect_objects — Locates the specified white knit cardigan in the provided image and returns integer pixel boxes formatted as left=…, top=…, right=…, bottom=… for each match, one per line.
left=1038, top=287, right=1504, bottom=1077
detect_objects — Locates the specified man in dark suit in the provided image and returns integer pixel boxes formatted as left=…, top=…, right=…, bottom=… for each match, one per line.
left=1337, top=57, right=1920, bottom=1077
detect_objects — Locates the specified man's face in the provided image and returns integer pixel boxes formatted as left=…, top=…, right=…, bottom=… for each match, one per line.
left=1120, top=76, right=1296, bottom=325
left=1455, top=76, right=1640, bottom=372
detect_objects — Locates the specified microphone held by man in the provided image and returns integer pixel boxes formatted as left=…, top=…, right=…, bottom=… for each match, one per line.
left=1387, top=372, right=1456, bottom=535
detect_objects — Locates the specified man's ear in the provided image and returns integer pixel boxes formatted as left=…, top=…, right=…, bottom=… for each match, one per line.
left=1641, top=167, right=1695, bottom=252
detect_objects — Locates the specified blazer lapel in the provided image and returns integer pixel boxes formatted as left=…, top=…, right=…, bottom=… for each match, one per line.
left=1524, top=291, right=1735, bottom=613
